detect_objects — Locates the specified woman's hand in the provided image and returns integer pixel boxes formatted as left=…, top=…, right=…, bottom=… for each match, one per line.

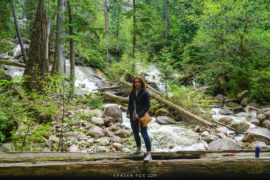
left=135, top=114, right=139, bottom=119
left=126, top=114, right=130, bottom=119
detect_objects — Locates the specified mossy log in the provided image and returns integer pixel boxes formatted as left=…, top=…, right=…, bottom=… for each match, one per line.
left=99, top=92, right=128, bottom=104
left=0, top=59, right=25, bottom=68
left=0, top=151, right=270, bottom=179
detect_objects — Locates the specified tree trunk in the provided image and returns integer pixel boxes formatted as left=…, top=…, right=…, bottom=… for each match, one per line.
left=11, top=0, right=28, bottom=64
left=23, top=0, right=48, bottom=91
left=52, top=0, right=66, bottom=75
left=104, top=0, right=110, bottom=61
left=45, top=11, right=57, bottom=70
left=165, top=0, right=169, bottom=41
left=1, top=151, right=270, bottom=179
left=132, top=0, right=136, bottom=58
left=116, top=1, right=120, bottom=51
left=67, top=0, right=75, bottom=97
left=120, top=73, right=213, bottom=127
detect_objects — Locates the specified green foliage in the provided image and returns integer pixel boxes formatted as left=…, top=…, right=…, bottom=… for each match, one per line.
left=80, top=49, right=104, bottom=68
left=88, top=93, right=103, bottom=109
left=0, top=110, right=8, bottom=142
left=180, top=0, right=270, bottom=102
left=0, top=39, right=14, bottom=54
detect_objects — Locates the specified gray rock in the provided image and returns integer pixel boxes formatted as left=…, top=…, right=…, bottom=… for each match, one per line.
left=68, top=144, right=78, bottom=152
left=91, top=117, right=104, bottom=126
left=213, top=102, right=223, bottom=108
left=242, top=127, right=270, bottom=145
left=104, top=105, right=123, bottom=123
left=110, top=135, right=124, bottom=144
left=225, top=102, right=240, bottom=108
left=218, top=117, right=233, bottom=125
left=0, top=143, right=14, bottom=152
left=201, top=131, right=209, bottom=137
left=208, top=137, right=241, bottom=150
left=156, top=108, right=170, bottom=116
left=112, top=143, right=123, bottom=151
left=229, top=121, right=250, bottom=132
left=49, top=136, right=59, bottom=143
left=241, top=97, right=250, bottom=107
left=250, top=118, right=260, bottom=126
left=87, top=125, right=105, bottom=138
left=202, top=135, right=218, bottom=143
left=114, top=128, right=132, bottom=138
left=262, top=120, right=270, bottom=130
left=219, top=108, right=233, bottom=115
left=232, top=106, right=245, bottom=114
left=247, top=141, right=267, bottom=150
left=263, top=111, right=270, bottom=118
left=214, top=94, right=224, bottom=103
left=95, top=137, right=110, bottom=146
left=256, top=114, right=266, bottom=122
left=156, top=116, right=176, bottom=125
left=257, top=108, right=270, bottom=115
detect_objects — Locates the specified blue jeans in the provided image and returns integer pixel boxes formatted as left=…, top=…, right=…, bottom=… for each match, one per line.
left=130, top=119, right=151, bottom=152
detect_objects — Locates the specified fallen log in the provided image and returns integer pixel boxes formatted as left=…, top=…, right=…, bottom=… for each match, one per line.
left=0, top=151, right=270, bottom=179
left=247, top=105, right=259, bottom=112
left=95, top=85, right=121, bottom=91
left=120, top=74, right=214, bottom=127
left=99, top=92, right=128, bottom=104
left=0, top=59, right=25, bottom=68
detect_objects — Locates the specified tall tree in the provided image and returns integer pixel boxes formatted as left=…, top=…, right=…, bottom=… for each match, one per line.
left=23, top=0, right=47, bottom=91
left=67, top=0, right=75, bottom=97
left=104, top=0, right=110, bottom=61
left=132, top=0, right=136, bottom=58
left=52, top=0, right=66, bottom=75
left=12, top=0, right=28, bottom=63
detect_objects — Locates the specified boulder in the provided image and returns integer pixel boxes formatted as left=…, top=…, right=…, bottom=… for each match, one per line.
left=208, top=137, right=241, bottom=150
left=156, top=116, right=176, bottom=125
left=225, top=102, right=240, bottom=108
left=219, top=108, right=233, bottom=115
left=214, top=94, right=224, bottom=103
left=114, top=128, right=132, bottom=138
left=68, top=144, right=78, bottom=152
left=229, top=121, right=250, bottom=132
left=110, top=135, right=122, bottom=144
left=218, top=117, right=233, bottom=125
left=91, top=117, right=104, bottom=126
left=87, top=125, right=105, bottom=138
left=247, top=141, right=267, bottom=150
left=262, top=120, right=270, bottom=130
left=257, top=108, right=270, bottom=115
left=112, top=143, right=123, bottom=151
left=256, top=114, right=266, bottom=122
left=202, top=135, right=218, bottom=143
left=242, top=127, right=270, bottom=145
left=263, top=111, right=270, bottom=118
left=213, top=102, right=222, bottom=108
left=108, top=124, right=118, bottom=131
left=155, top=108, right=170, bottom=116
left=201, top=131, right=209, bottom=137
left=104, top=105, right=123, bottom=123
left=232, top=106, right=245, bottom=114
left=49, top=136, right=59, bottom=143
left=250, top=118, right=260, bottom=126
left=237, top=90, right=249, bottom=100
left=240, top=97, right=250, bottom=107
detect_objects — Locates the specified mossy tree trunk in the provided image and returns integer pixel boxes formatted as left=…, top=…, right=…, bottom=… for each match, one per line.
left=23, top=0, right=48, bottom=91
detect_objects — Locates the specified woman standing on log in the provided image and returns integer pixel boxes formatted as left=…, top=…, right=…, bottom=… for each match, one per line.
left=126, top=76, right=152, bottom=161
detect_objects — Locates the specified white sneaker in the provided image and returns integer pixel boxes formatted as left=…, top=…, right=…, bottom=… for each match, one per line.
left=143, top=155, right=152, bottom=161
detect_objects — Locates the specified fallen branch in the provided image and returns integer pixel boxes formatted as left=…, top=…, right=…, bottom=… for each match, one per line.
left=120, top=73, right=214, bottom=127
left=99, top=92, right=128, bottom=103
left=95, top=85, right=121, bottom=91
left=0, top=59, right=25, bottom=68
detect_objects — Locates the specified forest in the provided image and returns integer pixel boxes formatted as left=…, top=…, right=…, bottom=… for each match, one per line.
left=1, top=0, right=270, bottom=177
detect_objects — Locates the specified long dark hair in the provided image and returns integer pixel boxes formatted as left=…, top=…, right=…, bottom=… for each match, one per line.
left=132, top=76, right=146, bottom=91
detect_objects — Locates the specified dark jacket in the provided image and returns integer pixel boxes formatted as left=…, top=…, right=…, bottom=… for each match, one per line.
left=127, top=88, right=150, bottom=120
